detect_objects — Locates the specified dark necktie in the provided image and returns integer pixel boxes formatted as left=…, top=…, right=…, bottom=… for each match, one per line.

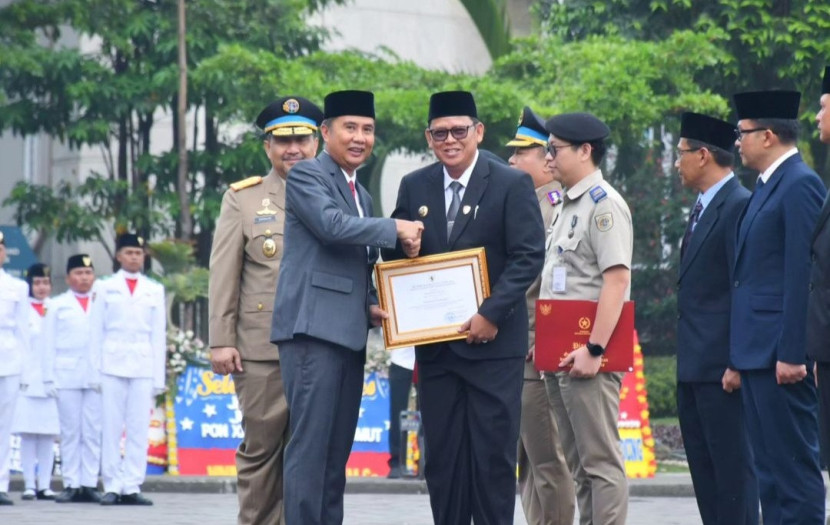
left=446, top=181, right=462, bottom=240
left=680, top=201, right=703, bottom=259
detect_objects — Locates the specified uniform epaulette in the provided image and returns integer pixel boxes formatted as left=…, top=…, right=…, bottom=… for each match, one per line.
left=230, top=176, right=263, bottom=192
left=589, top=185, right=607, bottom=203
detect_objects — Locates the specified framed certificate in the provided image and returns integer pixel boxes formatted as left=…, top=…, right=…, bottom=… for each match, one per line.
left=374, top=248, right=490, bottom=349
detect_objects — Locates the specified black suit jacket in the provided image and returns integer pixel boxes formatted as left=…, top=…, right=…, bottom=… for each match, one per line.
left=808, top=192, right=830, bottom=363
left=383, top=154, right=545, bottom=361
left=677, top=176, right=750, bottom=382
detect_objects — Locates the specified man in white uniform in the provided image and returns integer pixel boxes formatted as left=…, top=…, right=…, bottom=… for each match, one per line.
left=0, top=231, right=30, bottom=506
left=13, top=263, right=60, bottom=501
left=49, top=254, right=102, bottom=504
left=91, top=233, right=165, bottom=506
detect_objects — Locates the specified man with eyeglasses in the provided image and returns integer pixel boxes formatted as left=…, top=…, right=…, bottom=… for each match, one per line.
left=808, top=67, right=830, bottom=478
left=384, top=91, right=545, bottom=524
left=731, top=90, right=825, bottom=525
left=209, top=96, right=323, bottom=525
left=507, top=107, right=574, bottom=525
left=270, top=90, right=424, bottom=525
left=538, top=112, right=632, bottom=525
left=674, top=112, right=758, bottom=525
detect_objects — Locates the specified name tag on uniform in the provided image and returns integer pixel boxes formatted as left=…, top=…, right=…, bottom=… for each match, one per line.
left=254, top=215, right=276, bottom=224
left=552, top=266, right=567, bottom=294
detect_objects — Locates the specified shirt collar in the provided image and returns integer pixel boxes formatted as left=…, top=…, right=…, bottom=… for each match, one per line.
left=698, top=172, right=734, bottom=210
left=759, top=147, right=798, bottom=184
left=341, top=168, right=357, bottom=185
left=565, top=169, right=604, bottom=201
left=443, top=150, right=479, bottom=191
left=119, top=269, right=141, bottom=279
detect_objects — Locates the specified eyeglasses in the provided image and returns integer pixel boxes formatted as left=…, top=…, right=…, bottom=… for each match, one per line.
left=545, top=142, right=574, bottom=158
left=734, top=127, right=768, bottom=141
left=427, top=125, right=474, bottom=142
left=676, top=147, right=701, bottom=155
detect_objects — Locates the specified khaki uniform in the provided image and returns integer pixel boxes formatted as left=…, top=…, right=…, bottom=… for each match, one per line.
left=539, top=169, right=632, bottom=525
left=208, top=170, right=289, bottom=525
left=518, top=180, right=575, bottom=525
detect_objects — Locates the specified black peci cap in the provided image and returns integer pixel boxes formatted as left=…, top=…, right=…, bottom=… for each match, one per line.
left=679, top=112, right=736, bottom=152
left=428, top=91, right=477, bottom=123
left=323, top=90, right=375, bottom=120
left=544, top=112, right=610, bottom=143
left=733, top=90, right=801, bottom=120
left=116, top=233, right=145, bottom=251
left=66, top=254, right=93, bottom=273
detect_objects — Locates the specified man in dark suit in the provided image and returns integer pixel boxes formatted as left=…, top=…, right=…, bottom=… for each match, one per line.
left=731, top=90, right=826, bottom=525
left=384, top=91, right=545, bottom=525
left=270, top=90, right=423, bottom=525
left=808, top=66, right=830, bottom=470
left=674, top=112, right=757, bottom=525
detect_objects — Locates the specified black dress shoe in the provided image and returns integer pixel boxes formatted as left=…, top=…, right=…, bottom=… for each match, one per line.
left=119, top=493, right=153, bottom=506
left=100, top=492, right=120, bottom=506
left=79, top=486, right=102, bottom=503
left=0, top=492, right=14, bottom=505
left=55, top=487, right=79, bottom=503
left=387, top=466, right=402, bottom=479
left=36, top=489, right=56, bottom=500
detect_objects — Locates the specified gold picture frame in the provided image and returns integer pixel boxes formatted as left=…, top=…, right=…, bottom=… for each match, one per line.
left=374, top=247, right=491, bottom=349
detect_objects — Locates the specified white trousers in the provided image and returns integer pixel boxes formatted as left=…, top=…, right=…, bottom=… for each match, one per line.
left=101, top=374, right=153, bottom=495
left=57, top=388, right=102, bottom=488
left=19, top=434, right=56, bottom=490
left=0, top=375, right=19, bottom=492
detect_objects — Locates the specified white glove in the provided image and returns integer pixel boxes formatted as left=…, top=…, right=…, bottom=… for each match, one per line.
left=44, top=382, right=58, bottom=398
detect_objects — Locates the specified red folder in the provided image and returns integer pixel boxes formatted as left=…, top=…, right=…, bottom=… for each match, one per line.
left=535, top=300, right=635, bottom=372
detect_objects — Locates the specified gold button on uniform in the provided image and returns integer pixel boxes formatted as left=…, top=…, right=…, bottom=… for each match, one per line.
left=265, top=229, right=272, bottom=236
left=257, top=303, right=263, bottom=311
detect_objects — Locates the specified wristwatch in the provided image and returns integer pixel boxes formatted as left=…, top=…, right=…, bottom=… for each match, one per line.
left=586, top=341, right=605, bottom=357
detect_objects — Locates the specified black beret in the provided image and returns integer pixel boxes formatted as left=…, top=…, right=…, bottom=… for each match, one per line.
left=823, top=66, right=830, bottom=95
left=67, top=254, right=93, bottom=273
left=679, top=112, right=736, bottom=152
left=506, top=106, right=548, bottom=147
left=255, top=96, right=324, bottom=137
left=544, top=112, right=610, bottom=143
left=428, top=91, right=477, bottom=123
left=324, top=90, right=375, bottom=120
left=116, top=233, right=145, bottom=251
left=733, top=90, right=800, bottom=120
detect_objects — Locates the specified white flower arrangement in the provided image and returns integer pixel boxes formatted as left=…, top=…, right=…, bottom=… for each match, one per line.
left=166, top=327, right=209, bottom=393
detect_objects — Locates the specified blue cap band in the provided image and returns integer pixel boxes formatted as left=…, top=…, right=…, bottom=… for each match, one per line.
left=515, top=126, right=547, bottom=143
left=264, top=115, right=318, bottom=131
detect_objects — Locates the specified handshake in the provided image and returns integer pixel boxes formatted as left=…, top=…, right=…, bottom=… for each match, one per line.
left=395, top=219, right=424, bottom=258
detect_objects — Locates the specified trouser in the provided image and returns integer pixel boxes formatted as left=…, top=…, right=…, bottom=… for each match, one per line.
left=0, top=375, right=19, bottom=492
left=101, top=374, right=153, bottom=495
left=418, top=350, right=524, bottom=525
left=57, top=387, right=102, bottom=488
left=677, top=381, right=759, bottom=525
left=741, top=369, right=825, bottom=525
left=545, top=372, right=628, bottom=525
left=233, top=359, right=289, bottom=525
left=387, top=363, right=413, bottom=470
left=280, top=336, right=365, bottom=525
left=19, top=434, right=57, bottom=491
left=518, top=375, right=575, bottom=525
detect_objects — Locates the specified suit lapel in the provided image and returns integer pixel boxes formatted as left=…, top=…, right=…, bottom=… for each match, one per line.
left=425, top=165, right=449, bottom=251
left=320, top=152, right=359, bottom=216
left=679, top=178, right=735, bottom=279
left=266, top=170, right=286, bottom=211
left=736, top=156, right=793, bottom=261
left=448, top=157, right=489, bottom=248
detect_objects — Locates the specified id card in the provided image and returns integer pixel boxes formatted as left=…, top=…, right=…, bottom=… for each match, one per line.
left=551, top=266, right=567, bottom=294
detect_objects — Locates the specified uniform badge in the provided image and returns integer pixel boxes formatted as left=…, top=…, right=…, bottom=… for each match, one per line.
left=257, top=198, right=278, bottom=216
left=262, top=238, right=277, bottom=258
left=539, top=303, right=552, bottom=316
left=82, top=256, right=92, bottom=267
left=282, top=99, right=300, bottom=114
left=546, top=190, right=562, bottom=206
left=137, top=236, right=145, bottom=246
left=589, top=186, right=607, bottom=203
left=595, top=213, right=613, bottom=232
left=462, top=205, right=471, bottom=215
left=418, top=206, right=428, bottom=218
